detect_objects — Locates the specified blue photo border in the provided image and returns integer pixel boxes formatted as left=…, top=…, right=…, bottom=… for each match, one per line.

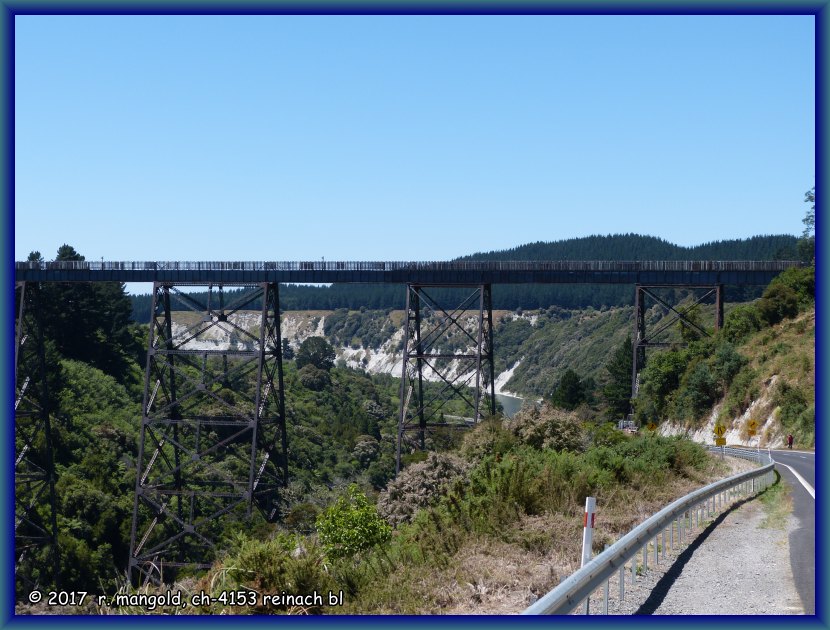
left=1, top=0, right=825, bottom=627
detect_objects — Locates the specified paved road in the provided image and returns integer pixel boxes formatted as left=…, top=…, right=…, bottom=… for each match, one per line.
left=770, top=449, right=815, bottom=615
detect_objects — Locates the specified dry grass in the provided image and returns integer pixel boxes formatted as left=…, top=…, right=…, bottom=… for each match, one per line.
left=340, top=450, right=747, bottom=615
left=742, top=309, right=814, bottom=391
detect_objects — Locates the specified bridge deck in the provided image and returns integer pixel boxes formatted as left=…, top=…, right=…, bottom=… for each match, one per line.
left=14, top=260, right=799, bottom=285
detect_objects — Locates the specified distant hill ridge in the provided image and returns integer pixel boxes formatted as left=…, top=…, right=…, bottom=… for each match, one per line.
left=129, top=233, right=799, bottom=320
left=456, top=233, right=798, bottom=262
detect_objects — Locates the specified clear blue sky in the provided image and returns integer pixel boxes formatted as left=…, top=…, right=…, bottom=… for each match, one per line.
left=14, top=14, right=815, bottom=266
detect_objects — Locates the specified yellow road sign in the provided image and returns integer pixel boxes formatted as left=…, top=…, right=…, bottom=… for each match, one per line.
left=647, top=422, right=658, bottom=431
left=715, top=437, right=726, bottom=446
left=714, top=425, right=726, bottom=437
left=748, top=430, right=757, bottom=437
left=747, top=419, right=758, bottom=431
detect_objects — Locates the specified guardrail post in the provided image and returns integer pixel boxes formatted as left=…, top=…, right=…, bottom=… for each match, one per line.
left=642, top=544, right=648, bottom=571
left=670, top=519, right=675, bottom=549
left=619, top=565, right=625, bottom=602
left=603, top=545, right=610, bottom=614
left=662, top=528, right=667, bottom=560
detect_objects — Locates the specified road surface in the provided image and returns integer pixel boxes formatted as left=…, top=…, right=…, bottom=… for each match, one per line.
left=770, top=449, right=815, bottom=615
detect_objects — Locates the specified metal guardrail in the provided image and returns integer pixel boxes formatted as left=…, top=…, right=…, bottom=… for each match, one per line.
left=523, top=447, right=775, bottom=615
left=14, top=260, right=801, bottom=273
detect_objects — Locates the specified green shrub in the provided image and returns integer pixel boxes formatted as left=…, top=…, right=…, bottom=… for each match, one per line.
left=377, top=453, right=470, bottom=526
left=504, top=404, right=585, bottom=452
left=769, top=266, right=814, bottom=306
left=590, top=422, right=628, bottom=448
left=637, top=349, right=689, bottom=414
left=352, top=435, right=380, bottom=467
left=756, top=283, right=799, bottom=326
left=459, top=417, right=516, bottom=462
left=674, top=362, right=718, bottom=419
left=710, top=342, right=746, bottom=387
left=366, top=454, right=396, bottom=490
left=722, top=304, right=762, bottom=343
left=722, top=366, right=759, bottom=417
left=316, top=485, right=391, bottom=560
left=298, top=364, right=331, bottom=391
left=218, top=533, right=335, bottom=613
left=773, top=380, right=809, bottom=429
left=283, top=502, right=320, bottom=533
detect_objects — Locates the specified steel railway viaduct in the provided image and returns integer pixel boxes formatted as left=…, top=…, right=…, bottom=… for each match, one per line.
left=13, top=259, right=797, bottom=586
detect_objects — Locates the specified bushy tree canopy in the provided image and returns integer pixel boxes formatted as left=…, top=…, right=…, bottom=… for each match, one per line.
left=295, top=337, right=336, bottom=371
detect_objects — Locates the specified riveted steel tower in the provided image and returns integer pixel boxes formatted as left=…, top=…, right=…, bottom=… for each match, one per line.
left=14, top=282, right=60, bottom=595
left=128, top=282, right=287, bottom=585
left=396, top=284, right=495, bottom=472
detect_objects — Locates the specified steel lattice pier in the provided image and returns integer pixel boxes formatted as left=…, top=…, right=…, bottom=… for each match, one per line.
left=128, top=282, right=287, bottom=585
left=14, top=282, right=60, bottom=594
left=396, top=284, right=495, bottom=472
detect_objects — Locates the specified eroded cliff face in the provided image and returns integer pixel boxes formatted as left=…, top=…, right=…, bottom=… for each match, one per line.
left=659, top=309, right=815, bottom=450
left=169, top=309, right=528, bottom=396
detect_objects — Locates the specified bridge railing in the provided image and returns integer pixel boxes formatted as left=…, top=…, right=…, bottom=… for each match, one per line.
left=522, top=447, right=774, bottom=615
left=14, top=260, right=802, bottom=273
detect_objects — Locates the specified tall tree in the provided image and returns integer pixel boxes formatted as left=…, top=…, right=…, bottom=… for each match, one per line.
left=551, top=369, right=586, bottom=410
left=603, top=336, right=633, bottom=418
left=798, top=186, right=815, bottom=263
left=37, top=245, right=141, bottom=383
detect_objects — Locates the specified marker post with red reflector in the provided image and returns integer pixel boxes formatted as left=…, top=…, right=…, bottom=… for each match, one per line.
left=581, top=497, right=596, bottom=614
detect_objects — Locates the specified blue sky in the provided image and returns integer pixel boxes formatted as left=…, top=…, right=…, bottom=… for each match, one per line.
left=14, top=14, right=815, bottom=266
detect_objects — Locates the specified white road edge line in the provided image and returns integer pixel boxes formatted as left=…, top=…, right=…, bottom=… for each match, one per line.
left=775, top=461, right=815, bottom=499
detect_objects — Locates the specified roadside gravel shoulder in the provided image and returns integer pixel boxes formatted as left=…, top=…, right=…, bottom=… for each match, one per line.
left=643, top=497, right=802, bottom=615
left=578, top=466, right=801, bottom=616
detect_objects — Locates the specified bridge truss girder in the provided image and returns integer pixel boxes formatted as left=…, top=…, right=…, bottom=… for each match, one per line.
left=631, top=284, right=724, bottom=399
left=14, top=282, right=60, bottom=594
left=396, top=284, right=495, bottom=473
left=128, top=282, right=287, bottom=585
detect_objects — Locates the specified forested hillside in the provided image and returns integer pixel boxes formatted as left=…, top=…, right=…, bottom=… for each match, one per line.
left=129, top=233, right=800, bottom=320
left=457, top=233, right=799, bottom=262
